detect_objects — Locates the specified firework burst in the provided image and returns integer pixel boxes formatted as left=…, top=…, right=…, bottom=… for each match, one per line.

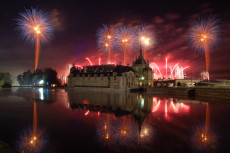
left=16, top=8, right=53, bottom=44
left=97, top=25, right=116, bottom=63
left=189, top=16, right=220, bottom=80
left=115, top=26, right=135, bottom=65
left=189, top=16, right=220, bottom=51
left=16, top=8, right=53, bottom=70
left=135, top=25, right=154, bottom=59
left=17, top=128, right=48, bottom=153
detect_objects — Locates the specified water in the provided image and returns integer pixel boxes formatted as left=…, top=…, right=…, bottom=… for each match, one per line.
left=0, top=87, right=230, bottom=153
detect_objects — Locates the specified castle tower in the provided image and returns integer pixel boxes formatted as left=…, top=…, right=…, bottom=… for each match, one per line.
left=132, top=46, right=153, bottom=87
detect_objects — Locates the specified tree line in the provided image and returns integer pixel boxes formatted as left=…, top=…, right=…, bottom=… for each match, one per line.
left=17, top=68, right=60, bottom=86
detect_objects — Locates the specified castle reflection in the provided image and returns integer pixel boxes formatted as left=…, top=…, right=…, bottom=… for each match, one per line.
left=0, top=88, right=219, bottom=152
left=16, top=87, right=57, bottom=103
left=67, top=91, right=195, bottom=148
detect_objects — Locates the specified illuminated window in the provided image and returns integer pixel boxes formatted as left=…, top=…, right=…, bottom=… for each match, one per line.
left=140, top=82, right=142, bottom=86
left=139, top=76, right=144, bottom=80
left=141, top=98, right=144, bottom=108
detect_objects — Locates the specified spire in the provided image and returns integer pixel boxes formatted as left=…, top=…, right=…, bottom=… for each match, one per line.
left=140, top=45, right=143, bottom=58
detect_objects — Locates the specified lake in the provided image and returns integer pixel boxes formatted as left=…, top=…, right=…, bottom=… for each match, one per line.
left=0, top=87, right=229, bottom=153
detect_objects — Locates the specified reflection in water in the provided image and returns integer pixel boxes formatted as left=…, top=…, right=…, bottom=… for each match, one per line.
left=67, top=91, right=219, bottom=152
left=16, top=87, right=56, bottom=103
left=192, top=103, right=217, bottom=152
left=7, top=88, right=221, bottom=152
left=151, top=97, right=190, bottom=119
left=33, top=100, right=37, bottom=136
left=68, top=92, right=153, bottom=149
left=16, top=88, right=48, bottom=153
left=68, top=92, right=152, bottom=131
left=38, top=88, right=44, bottom=100
left=17, top=128, right=47, bottom=153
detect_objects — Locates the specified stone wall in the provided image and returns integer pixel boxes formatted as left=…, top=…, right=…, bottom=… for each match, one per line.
left=68, top=71, right=138, bottom=89
left=175, top=79, right=201, bottom=87
left=147, top=87, right=230, bottom=101
left=194, top=88, right=230, bottom=100
left=132, top=64, right=153, bottom=87
left=147, top=87, right=190, bottom=97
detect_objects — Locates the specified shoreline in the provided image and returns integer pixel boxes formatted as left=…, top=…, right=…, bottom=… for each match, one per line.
left=2, top=86, right=230, bottom=102
left=147, top=87, right=230, bottom=102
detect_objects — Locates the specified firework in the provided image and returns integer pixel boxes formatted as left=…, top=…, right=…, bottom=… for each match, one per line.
left=151, top=97, right=190, bottom=115
left=96, top=121, right=114, bottom=146
left=115, top=26, right=135, bottom=65
left=150, top=62, right=189, bottom=80
left=86, top=57, right=93, bottom=66
left=17, top=128, right=47, bottom=153
left=150, top=63, right=163, bottom=79
left=99, top=58, right=101, bottom=65
left=166, top=57, right=167, bottom=79
left=135, top=25, right=154, bottom=59
left=189, top=16, right=220, bottom=80
left=97, top=25, right=116, bottom=64
left=17, top=8, right=53, bottom=70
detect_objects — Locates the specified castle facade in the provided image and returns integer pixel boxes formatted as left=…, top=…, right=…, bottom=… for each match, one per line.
left=68, top=48, right=153, bottom=89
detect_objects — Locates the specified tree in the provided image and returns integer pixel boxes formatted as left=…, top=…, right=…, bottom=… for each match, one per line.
left=17, top=68, right=60, bottom=86
left=0, top=72, right=12, bottom=87
left=43, top=68, right=59, bottom=85
left=22, top=70, right=33, bottom=85
left=17, top=74, right=23, bottom=85
left=32, top=69, right=43, bottom=84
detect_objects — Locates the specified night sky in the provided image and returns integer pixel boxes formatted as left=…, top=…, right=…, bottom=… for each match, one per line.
left=1, top=0, right=230, bottom=84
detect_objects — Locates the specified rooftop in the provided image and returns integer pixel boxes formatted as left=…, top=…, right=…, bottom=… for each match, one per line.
left=133, top=47, right=147, bottom=65
left=70, top=64, right=135, bottom=76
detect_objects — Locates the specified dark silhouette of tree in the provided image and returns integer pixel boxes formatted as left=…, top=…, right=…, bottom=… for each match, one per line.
left=22, top=70, right=33, bottom=85
left=17, top=74, right=23, bottom=85
left=0, top=72, right=12, bottom=87
left=43, top=68, right=59, bottom=85
left=17, top=68, right=60, bottom=86
left=32, top=69, right=43, bottom=84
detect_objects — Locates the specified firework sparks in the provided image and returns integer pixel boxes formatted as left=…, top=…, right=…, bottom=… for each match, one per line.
left=17, top=8, right=53, bottom=44
left=86, top=57, right=93, bottom=66
left=136, top=25, right=154, bottom=59
left=151, top=60, right=189, bottom=80
left=16, top=8, right=53, bottom=70
left=97, top=25, right=116, bottom=64
left=17, top=128, right=47, bottom=153
left=115, top=26, right=135, bottom=65
left=75, top=65, right=83, bottom=69
left=192, top=124, right=217, bottom=152
left=99, top=58, right=101, bottom=65
left=150, top=63, right=163, bottom=79
left=189, top=16, right=220, bottom=80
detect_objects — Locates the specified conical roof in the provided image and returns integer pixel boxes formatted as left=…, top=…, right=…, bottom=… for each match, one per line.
left=133, top=46, right=147, bottom=65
